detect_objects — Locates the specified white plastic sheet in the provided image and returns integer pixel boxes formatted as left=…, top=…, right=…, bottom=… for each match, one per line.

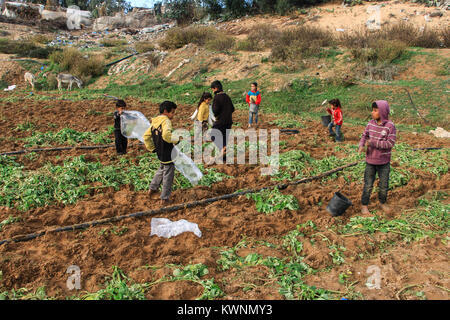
left=120, top=110, right=203, bottom=185
left=150, top=218, right=202, bottom=238
left=172, top=145, right=203, bottom=185
left=120, top=110, right=151, bottom=143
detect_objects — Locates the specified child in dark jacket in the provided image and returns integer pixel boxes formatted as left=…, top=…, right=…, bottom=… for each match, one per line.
left=326, top=98, right=343, bottom=142
left=143, top=101, right=180, bottom=205
left=114, top=99, right=128, bottom=155
left=358, top=100, right=397, bottom=214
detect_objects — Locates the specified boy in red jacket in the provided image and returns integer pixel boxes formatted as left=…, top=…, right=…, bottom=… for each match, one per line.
left=246, top=82, right=261, bottom=128
left=326, top=99, right=343, bottom=142
left=358, top=100, right=397, bottom=214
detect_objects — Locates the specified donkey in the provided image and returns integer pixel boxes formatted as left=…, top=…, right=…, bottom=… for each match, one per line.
left=24, top=72, right=35, bottom=90
left=57, top=73, right=83, bottom=91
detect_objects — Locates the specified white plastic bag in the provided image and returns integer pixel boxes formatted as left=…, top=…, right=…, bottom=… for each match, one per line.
left=120, top=110, right=203, bottom=184
left=120, top=110, right=151, bottom=143
left=172, top=145, right=203, bottom=185
left=208, top=104, right=216, bottom=126
left=190, top=108, right=198, bottom=120
left=150, top=218, right=202, bottom=238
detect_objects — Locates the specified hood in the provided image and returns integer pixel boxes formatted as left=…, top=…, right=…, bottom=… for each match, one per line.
left=375, top=100, right=390, bottom=122
left=151, top=115, right=169, bottom=128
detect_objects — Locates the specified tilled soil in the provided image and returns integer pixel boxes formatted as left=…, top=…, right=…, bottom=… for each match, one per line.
left=0, top=97, right=449, bottom=300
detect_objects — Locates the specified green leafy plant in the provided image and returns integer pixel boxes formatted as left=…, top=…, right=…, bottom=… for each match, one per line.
left=246, top=188, right=299, bottom=214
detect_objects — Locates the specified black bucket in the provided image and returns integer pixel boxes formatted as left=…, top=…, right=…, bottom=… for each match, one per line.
left=321, top=115, right=331, bottom=127
left=326, top=192, right=352, bottom=217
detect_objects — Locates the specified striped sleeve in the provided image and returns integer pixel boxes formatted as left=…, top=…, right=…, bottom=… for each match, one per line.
left=359, top=123, right=370, bottom=148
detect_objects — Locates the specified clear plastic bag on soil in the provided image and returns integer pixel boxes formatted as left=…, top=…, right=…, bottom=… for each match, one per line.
left=150, top=218, right=202, bottom=238
left=172, top=146, right=203, bottom=185
left=120, top=110, right=151, bottom=143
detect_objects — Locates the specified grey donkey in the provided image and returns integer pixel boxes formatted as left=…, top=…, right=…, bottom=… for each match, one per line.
left=57, top=73, right=83, bottom=91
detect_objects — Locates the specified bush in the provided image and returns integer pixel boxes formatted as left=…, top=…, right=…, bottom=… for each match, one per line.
left=0, top=39, right=53, bottom=58
left=442, top=27, right=450, bottom=48
left=49, top=48, right=105, bottom=81
left=340, top=23, right=444, bottom=49
left=100, top=38, right=128, bottom=47
left=270, top=25, right=333, bottom=61
left=159, top=26, right=219, bottom=49
left=351, top=40, right=406, bottom=65
left=247, top=24, right=281, bottom=50
left=413, top=27, right=441, bottom=48
left=205, top=36, right=235, bottom=52
left=235, top=39, right=259, bottom=51
left=135, top=41, right=155, bottom=53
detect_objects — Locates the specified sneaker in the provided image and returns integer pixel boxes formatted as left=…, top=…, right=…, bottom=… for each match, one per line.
left=361, top=205, right=370, bottom=215
left=380, top=203, right=391, bottom=214
left=148, top=189, right=158, bottom=199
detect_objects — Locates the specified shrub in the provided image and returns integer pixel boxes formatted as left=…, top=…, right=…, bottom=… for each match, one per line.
left=0, top=39, right=54, bottom=58
left=413, top=27, right=442, bottom=48
left=442, top=26, right=450, bottom=48
left=351, top=39, right=406, bottom=65
left=50, top=48, right=105, bottom=80
left=235, top=39, right=259, bottom=51
left=269, top=25, right=333, bottom=61
left=159, top=26, right=219, bottom=49
left=247, top=24, right=281, bottom=49
left=100, top=38, right=128, bottom=47
left=135, top=41, right=155, bottom=53
left=205, top=36, right=235, bottom=52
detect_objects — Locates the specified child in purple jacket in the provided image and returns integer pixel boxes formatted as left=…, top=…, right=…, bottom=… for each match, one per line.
left=358, top=100, right=397, bottom=214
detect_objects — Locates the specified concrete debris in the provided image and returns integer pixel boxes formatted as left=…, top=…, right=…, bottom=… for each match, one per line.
left=166, top=59, right=190, bottom=78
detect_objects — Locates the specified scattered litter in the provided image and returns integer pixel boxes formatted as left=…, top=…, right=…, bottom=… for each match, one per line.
left=336, top=28, right=346, bottom=32
left=4, top=85, right=16, bottom=91
left=150, top=218, right=202, bottom=239
left=429, top=127, right=450, bottom=138
left=424, top=15, right=432, bottom=22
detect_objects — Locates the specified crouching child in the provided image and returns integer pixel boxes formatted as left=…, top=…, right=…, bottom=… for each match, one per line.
left=143, top=101, right=180, bottom=205
left=359, top=100, right=397, bottom=214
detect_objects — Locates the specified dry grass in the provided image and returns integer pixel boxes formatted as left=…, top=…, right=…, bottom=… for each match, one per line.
left=159, top=26, right=219, bottom=49
left=206, top=36, right=235, bottom=52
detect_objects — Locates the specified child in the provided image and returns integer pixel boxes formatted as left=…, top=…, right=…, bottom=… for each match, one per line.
left=358, top=100, right=397, bottom=214
left=143, top=101, right=180, bottom=205
left=195, top=92, right=212, bottom=133
left=326, top=98, right=343, bottom=142
left=114, top=99, right=128, bottom=155
left=246, top=82, right=261, bottom=128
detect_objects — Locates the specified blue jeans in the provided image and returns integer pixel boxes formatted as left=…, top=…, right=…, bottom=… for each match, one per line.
left=328, top=122, right=342, bottom=141
left=361, top=163, right=390, bottom=205
left=249, top=112, right=258, bottom=125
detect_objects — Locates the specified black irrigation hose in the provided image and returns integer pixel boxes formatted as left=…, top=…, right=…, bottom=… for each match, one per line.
left=412, top=147, right=443, bottom=151
left=0, top=143, right=145, bottom=156
left=0, top=161, right=361, bottom=246
left=105, top=53, right=138, bottom=67
left=280, top=129, right=300, bottom=134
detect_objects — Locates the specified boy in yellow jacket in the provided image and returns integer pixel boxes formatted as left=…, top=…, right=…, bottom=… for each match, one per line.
left=143, top=101, right=180, bottom=205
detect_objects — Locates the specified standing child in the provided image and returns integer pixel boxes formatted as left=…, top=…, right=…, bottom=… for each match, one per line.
left=246, top=82, right=261, bottom=128
left=358, top=100, right=397, bottom=214
left=326, top=98, right=343, bottom=142
left=114, top=99, right=128, bottom=155
left=195, top=92, right=212, bottom=133
left=143, top=101, right=180, bottom=205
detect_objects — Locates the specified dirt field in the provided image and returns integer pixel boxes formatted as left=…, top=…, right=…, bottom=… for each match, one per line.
left=0, top=94, right=448, bottom=300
